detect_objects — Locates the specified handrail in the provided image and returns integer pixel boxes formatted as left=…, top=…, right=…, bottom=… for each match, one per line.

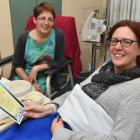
left=0, top=55, right=13, bottom=66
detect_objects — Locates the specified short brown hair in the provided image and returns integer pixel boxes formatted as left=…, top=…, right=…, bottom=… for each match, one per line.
left=107, top=20, right=140, bottom=46
left=33, top=2, right=56, bottom=19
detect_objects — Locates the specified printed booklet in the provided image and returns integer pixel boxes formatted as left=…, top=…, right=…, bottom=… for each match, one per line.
left=0, top=82, right=24, bottom=124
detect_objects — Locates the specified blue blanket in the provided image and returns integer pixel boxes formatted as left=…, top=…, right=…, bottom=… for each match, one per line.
left=0, top=112, right=70, bottom=140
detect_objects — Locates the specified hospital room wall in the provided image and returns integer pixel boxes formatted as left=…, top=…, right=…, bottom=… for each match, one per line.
left=0, top=0, right=107, bottom=77
left=0, top=1, right=14, bottom=59
left=62, top=0, right=107, bottom=72
left=0, top=0, right=13, bottom=77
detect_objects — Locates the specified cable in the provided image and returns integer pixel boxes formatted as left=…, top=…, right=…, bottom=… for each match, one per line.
left=72, top=42, right=90, bottom=81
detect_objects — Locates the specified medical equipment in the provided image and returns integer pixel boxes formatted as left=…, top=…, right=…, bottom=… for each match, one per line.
left=82, top=10, right=107, bottom=72
left=82, top=11, right=106, bottom=42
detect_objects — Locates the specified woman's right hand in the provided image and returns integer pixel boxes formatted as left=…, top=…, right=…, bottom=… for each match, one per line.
left=23, top=102, right=54, bottom=118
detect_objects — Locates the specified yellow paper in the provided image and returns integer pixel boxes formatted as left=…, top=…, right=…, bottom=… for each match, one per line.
left=0, top=82, right=24, bottom=124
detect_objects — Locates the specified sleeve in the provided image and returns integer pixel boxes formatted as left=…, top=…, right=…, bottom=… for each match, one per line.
left=48, top=28, right=65, bottom=69
left=12, top=32, right=28, bottom=69
left=52, top=90, right=140, bottom=140
left=52, top=91, right=70, bottom=106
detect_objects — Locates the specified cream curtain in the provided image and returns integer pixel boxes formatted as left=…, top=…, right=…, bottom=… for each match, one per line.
left=107, top=0, right=140, bottom=28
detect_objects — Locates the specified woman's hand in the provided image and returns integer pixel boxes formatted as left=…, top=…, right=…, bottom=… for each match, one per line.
left=32, top=82, right=41, bottom=91
left=28, top=66, right=38, bottom=83
left=51, top=116, right=64, bottom=135
left=23, top=102, right=54, bottom=118
left=28, top=66, right=41, bottom=91
left=28, top=64, right=49, bottom=83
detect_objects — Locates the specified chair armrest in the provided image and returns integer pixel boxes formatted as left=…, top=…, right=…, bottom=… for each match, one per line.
left=0, top=55, right=13, bottom=66
left=45, top=57, right=72, bottom=75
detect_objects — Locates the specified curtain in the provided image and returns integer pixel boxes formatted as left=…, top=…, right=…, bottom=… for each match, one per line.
left=107, top=0, right=140, bottom=28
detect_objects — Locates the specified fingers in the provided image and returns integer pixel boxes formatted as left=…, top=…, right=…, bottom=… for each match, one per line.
left=24, top=103, right=43, bottom=112
left=24, top=105, right=52, bottom=118
left=28, top=75, right=36, bottom=84
left=23, top=102, right=37, bottom=112
left=24, top=111, right=48, bottom=118
left=28, top=70, right=37, bottom=83
left=23, top=103, right=53, bottom=118
left=32, top=83, right=41, bottom=91
left=54, top=116, right=62, bottom=123
left=51, top=116, right=64, bottom=134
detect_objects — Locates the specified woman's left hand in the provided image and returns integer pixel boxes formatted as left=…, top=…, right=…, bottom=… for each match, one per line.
left=32, top=82, right=41, bottom=91
left=51, top=116, right=64, bottom=135
left=28, top=66, right=38, bottom=83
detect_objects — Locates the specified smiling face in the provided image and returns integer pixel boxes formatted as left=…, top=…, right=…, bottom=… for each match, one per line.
left=109, top=26, right=140, bottom=73
left=34, top=11, right=54, bottom=35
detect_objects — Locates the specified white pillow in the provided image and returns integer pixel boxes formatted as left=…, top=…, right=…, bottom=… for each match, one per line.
left=58, top=84, right=113, bottom=135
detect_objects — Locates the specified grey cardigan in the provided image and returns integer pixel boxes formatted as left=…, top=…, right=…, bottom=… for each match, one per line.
left=52, top=69, right=140, bottom=140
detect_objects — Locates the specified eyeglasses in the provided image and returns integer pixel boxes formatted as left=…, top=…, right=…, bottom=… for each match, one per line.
left=37, top=16, right=54, bottom=24
left=109, top=38, right=138, bottom=47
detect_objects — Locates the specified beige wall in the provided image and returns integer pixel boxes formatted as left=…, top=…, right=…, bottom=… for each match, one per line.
left=62, top=0, right=107, bottom=72
left=0, top=0, right=13, bottom=78
left=0, top=0, right=14, bottom=58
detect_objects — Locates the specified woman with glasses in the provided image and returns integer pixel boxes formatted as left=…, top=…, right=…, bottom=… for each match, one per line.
left=10, top=2, right=65, bottom=94
left=50, top=20, right=140, bottom=140
left=2, top=20, right=140, bottom=140
left=22, top=20, right=140, bottom=140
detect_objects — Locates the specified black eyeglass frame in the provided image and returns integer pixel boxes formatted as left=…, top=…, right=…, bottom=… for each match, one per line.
left=108, top=38, right=139, bottom=47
